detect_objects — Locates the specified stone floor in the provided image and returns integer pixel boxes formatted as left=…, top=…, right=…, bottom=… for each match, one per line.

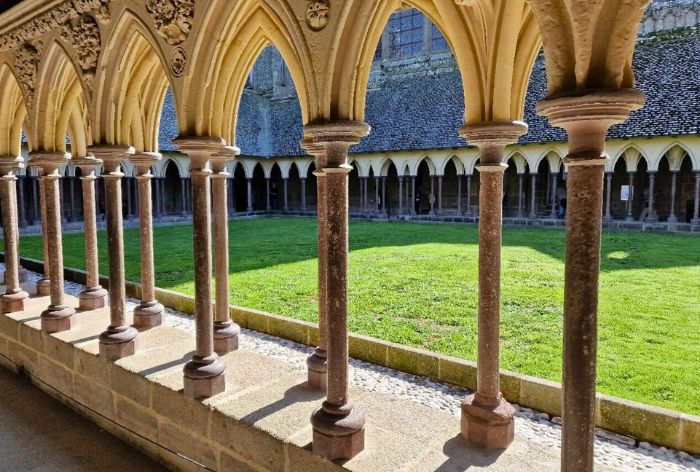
left=0, top=366, right=168, bottom=472
left=3, top=264, right=700, bottom=471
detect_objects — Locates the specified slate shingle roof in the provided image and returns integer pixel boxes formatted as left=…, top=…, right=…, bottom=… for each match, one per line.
left=152, top=29, right=700, bottom=155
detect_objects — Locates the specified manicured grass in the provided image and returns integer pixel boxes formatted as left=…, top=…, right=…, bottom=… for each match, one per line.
left=14, top=217, right=700, bottom=414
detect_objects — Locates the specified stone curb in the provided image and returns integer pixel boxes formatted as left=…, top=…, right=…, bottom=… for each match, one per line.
left=9, top=255, right=700, bottom=455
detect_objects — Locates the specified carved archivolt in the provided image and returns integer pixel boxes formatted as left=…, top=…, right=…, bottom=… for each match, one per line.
left=306, top=0, right=330, bottom=31
left=0, top=0, right=109, bottom=53
left=145, top=0, right=195, bottom=45
left=61, top=14, right=102, bottom=96
left=14, top=42, right=40, bottom=105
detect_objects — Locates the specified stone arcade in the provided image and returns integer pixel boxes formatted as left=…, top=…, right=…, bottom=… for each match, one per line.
left=0, top=0, right=691, bottom=471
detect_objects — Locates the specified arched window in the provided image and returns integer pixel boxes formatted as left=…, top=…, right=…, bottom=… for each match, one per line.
left=388, top=9, right=424, bottom=58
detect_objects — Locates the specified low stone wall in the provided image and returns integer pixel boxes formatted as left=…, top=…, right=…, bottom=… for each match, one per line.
left=11, top=255, right=700, bottom=455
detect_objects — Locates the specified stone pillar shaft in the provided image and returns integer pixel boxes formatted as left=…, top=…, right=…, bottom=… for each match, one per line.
left=466, top=175, right=472, bottom=217
left=668, top=171, right=678, bottom=223
left=457, top=175, right=462, bottom=214
left=283, top=178, right=289, bottom=210
left=17, top=175, right=26, bottom=228
left=37, top=174, right=51, bottom=295
left=31, top=176, right=39, bottom=225
left=246, top=178, right=253, bottom=212
left=437, top=176, right=443, bottom=214
left=517, top=174, right=524, bottom=217
left=625, top=172, right=635, bottom=220
left=550, top=173, right=558, bottom=218
left=265, top=177, right=271, bottom=210
left=411, top=176, right=416, bottom=215
left=0, top=163, right=28, bottom=313
left=646, top=172, right=657, bottom=222
left=692, top=172, right=700, bottom=225
left=301, top=178, right=307, bottom=211
left=529, top=174, right=537, bottom=218
left=604, top=173, right=613, bottom=220
left=398, top=177, right=403, bottom=212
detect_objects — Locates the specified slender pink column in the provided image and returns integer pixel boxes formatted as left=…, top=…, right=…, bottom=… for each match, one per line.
left=73, top=157, right=108, bottom=310
left=691, top=172, right=700, bottom=226
left=36, top=169, right=51, bottom=296
left=0, top=157, right=29, bottom=313
left=29, top=153, right=75, bottom=332
left=90, top=146, right=139, bottom=360
left=211, top=146, right=241, bottom=355
left=538, top=89, right=644, bottom=472
left=174, top=137, right=227, bottom=399
left=303, top=142, right=328, bottom=390
left=130, top=153, right=164, bottom=328
left=459, top=122, right=527, bottom=449
left=306, top=121, right=369, bottom=461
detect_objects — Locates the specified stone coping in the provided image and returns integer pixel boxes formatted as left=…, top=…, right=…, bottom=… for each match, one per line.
left=7, top=255, right=700, bottom=456
left=0, top=288, right=580, bottom=471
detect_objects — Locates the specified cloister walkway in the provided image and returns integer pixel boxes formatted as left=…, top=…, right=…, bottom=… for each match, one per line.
left=0, top=366, right=167, bottom=472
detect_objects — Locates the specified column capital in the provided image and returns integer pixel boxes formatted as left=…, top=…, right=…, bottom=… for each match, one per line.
left=72, top=156, right=103, bottom=176
left=130, top=152, right=162, bottom=176
left=28, top=151, right=69, bottom=174
left=88, top=145, right=135, bottom=173
left=302, top=121, right=369, bottom=167
left=211, top=145, right=240, bottom=173
left=173, top=135, right=225, bottom=169
left=537, top=89, right=644, bottom=153
left=460, top=121, right=527, bottom=166
left=0, top=155, right=25, bottom=175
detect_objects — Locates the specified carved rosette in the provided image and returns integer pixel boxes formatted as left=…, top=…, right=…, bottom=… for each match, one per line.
left=306, top=0, right=330, bottom=31
left=61, top=14, right=102, bottom=97
left=171, top=47, right=187, bottom=77
left=146, top=0, right=195, bottom=45
left=14, top=43, right=40, bottom=106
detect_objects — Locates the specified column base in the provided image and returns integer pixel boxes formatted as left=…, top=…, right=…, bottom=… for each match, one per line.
left=213, top=320, right=241, bottom=355
left=133, top=300, right=164, bottom=329
left=625, top=216, right=634, bottom=221
left=311, top=402, right=365, bottom=461
left=691, top=218, right=700, bottom=226
left=36, top=277, right=51, bottom=296
left=78, top=286, right=108, bottom=310
left=99, top=325, right=139, bottom=361
left=183, top=354, right=226, bottom=399
left=41, top=305, right=76, bottom=333
left=461, top=393, right=515, bottom=449
left=668, top=216, right=679, bottom=224
left=306, top=348, right=328, bottom=390
left=644, top=217, right=658, bottom=223
left=0, top=289, right=29, bottom=314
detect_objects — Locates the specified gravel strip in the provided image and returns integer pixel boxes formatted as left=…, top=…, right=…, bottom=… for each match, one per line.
left=10, top=263, right=700, bottom=471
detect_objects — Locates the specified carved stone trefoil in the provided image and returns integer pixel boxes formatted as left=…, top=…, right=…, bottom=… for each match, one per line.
left=306, top=0, right=330, bottom=31
left=61, top=14, right=101, bottom=97
left=14, top=43, right=40, bottom=106
left=145, top=0, right=194, bottom=45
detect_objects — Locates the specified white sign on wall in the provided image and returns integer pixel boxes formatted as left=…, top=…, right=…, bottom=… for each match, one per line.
left=620, top=185, right=633, bottom=202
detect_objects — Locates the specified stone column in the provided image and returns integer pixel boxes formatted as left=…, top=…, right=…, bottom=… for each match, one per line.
left=153, top=176, right=161, bottom=220
left=374, top=176, right=380, bottom=211
left=411, top=176, right=416, bottom=215
left=36, top=170, right=51, bottom=296
left=466, top=175, right=473, bottom=217
left=459, top=122, right=527, bottom=449
left=691, top=172, right=700, bottom=226
left=305, top=121, right=369, bottom=461
left=398, top=176, right=404, bottom=214
left=645, top=171, right=657, bottom=222
left=68, top=176, right=76, bottom=222
left=90, top=146, right=139, bottom=360
left=381, top=177, right=386, bottom=213
left=604, top=172, right=613, bottom=222
left=457, top=174, right=462, bottom=214
left=130, top=153, right=165, bottom=328
left=73, top=157, right=108, bottom=310
left=246, top=178, right=253, bottom=212
left=304, top=144, right=328, bottom=389
left=529, top=174, right=537, bottom=218
left=29, top=153, right=75, bottom=332
left=283, top=177, right=289, bottom=211
left=174, top=137, right=227, bottom=398
left=668, top=171, right=678, bottom=223
left=625, top=171, right=635, bottom=221
left=124, top=176, right=133, bottom=220
left=17, top=174, right=26, bottom=228
left=265, top=177, right=271, bottom=211
left=538, top=89, right=644, bottom=472
left=211, top=147, right=241, bottom=355
left=550, top=172, right=559, bottom=218
left=0, top=157, right=29, bottom=313
left=430, top=176, right=435, bottom=214
left=159, top=178, right=166, bottom=216
left=516, top=174, right=524, bottom=218
left=437, top=175, right=443, bottom=215
left=301, top=177, right=307, bottom=211
left=180, top=177, right=188, bottom=217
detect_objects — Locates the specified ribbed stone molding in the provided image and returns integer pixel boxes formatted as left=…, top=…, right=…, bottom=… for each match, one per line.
left=537, top=88, right=645, bottom=472
left=304, top=121, right=370, bottom=461
left=173, top=136, right=227, bottom=399
left=210, top=145, right=242, bottom=355
left=89, top=145, right=139, bottom=361
left=130, top=152, right=165, bottom=329
left=28, top=152, right=75, bottom=332
left=458, top=121, right=528, bottom=449
left=0, top=156, right=29, bottom=314
left=72, top=156, right=108, bottom=310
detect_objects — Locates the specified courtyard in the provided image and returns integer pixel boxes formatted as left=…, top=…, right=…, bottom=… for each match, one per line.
left=13, top=217, right=700, bottom=415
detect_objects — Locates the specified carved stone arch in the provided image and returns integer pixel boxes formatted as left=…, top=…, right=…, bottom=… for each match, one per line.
left=379, top=156, right=398, bottom=177
left=414, top=155, right=437, bottom=176
left=0, top=63, right=28, bottom=157
left=506, top=152, right=528, bottom=175
left=533, top=149, right=562, bottom=174
left=94, top=10, right=175, bottom=152
left=183, top=1, right=314, bottom=142
left=659, top=143, right=692, bottom=172
left=32, top=40, right=89, bottom=154
left=439, top=155, right=466, bottom=176
left=612, top=145, right=646, bottom=173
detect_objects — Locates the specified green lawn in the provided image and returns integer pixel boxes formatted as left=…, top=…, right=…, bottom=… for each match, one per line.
left=13, top=217, right=700, bottom=415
